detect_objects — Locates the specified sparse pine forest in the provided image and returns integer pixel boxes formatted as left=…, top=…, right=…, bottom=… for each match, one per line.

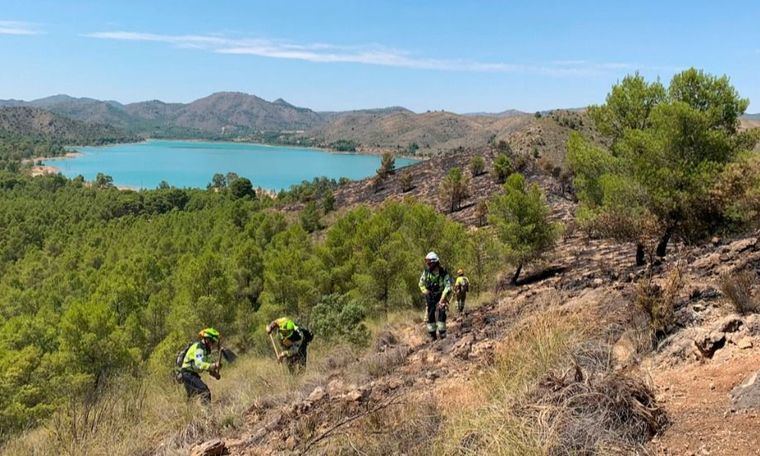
left=0, top=68, right=759, bottom=455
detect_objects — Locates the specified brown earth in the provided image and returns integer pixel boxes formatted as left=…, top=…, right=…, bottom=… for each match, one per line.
left=193, top=189, right=760, bottom=455
left=327, top=144, right=574, bottom=228
left=649, top=348, right=760, bottom=455
left=197, top=136, right=760, bottom=454
left=306, top=109, right=602, bottom=161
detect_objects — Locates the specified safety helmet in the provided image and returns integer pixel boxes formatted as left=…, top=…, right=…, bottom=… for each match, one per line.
left=425, top=251, right=439, bottom=263
left=199, top=327, right=220, bottom=342
left=457, top=269, right=464, bottom=276
left=280, top=319, right=296, bottom=336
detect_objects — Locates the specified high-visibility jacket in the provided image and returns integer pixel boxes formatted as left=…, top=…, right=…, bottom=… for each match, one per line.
left=419, top=266, right=452, bottom=299
left=273, top=317, right=304, bottom=358
left=181, top=341, right=212, bottom=373
left=454, top=276, right=470, bottom=295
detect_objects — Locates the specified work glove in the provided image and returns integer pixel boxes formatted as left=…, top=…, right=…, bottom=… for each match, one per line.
left=421, top=289, right=429, bottom=296
left=437, top=301, right=448, bottom=311
left=277, top=352, right=286, bottom=363
left=209, top=363, right=221, bottom=379
left=266, top=323, right=275, bottom=334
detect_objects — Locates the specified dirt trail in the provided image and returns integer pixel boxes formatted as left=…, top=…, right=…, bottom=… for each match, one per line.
left=650, top=348, right=760, bottom=455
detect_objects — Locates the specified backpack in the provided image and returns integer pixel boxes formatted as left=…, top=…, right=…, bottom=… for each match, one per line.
left=461, top=277, right=469, bottom=293
left=173, top=342, right=194, bottom=382
left=300, top=326, right=314, bottom=343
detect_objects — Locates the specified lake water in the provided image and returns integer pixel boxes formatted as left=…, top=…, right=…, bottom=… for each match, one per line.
left=45, top=140, right=418, bottom=190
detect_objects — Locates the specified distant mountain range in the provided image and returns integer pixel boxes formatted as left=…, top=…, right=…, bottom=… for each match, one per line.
left=0, top=92, right=331, bottom=137
left=462, top=109, right=529, bottom=118
left=2, top=92, right=757, bottom=157
left=0, top=92, right=540, bottom=154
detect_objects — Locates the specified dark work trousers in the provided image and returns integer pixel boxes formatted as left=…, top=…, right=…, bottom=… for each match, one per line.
left=456, top=291, right=467, bottom=313
left=425, top=292, right=447, bottom=339
left=181, top=371, right=211, bottom=403
left=285, top=341, right=309, bottom=374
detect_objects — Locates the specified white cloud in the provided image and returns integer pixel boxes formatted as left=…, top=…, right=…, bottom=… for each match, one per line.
left=0, top=20, right=42, bottom=35
left=85, top=30, right=650, bottom=77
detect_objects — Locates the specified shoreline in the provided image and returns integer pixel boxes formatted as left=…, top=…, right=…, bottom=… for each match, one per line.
left=23, top=151, right=83, bottom=164
left=91, top=137, right=425, bottom=161
left=25, top=151, right=84, bottom=177
left=23, top=138, right=423, bottom=190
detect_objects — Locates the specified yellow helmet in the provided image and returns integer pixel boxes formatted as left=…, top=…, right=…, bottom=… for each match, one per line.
left=198, top=327, right=220, bottom=342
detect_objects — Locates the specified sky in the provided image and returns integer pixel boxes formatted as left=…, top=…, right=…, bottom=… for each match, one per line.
left=0, top=0, right=758, bottom=113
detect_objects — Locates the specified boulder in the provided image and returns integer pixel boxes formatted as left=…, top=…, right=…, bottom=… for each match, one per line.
left=307, top=386, right=326, bottom=402
left=730, top=370, right=760, bottom=411
left=737, top=337, right=753, bottom=349
left=190, top=439, right=227, bottom=456
left=717, top=316, right=743, bottom=333
left=449, top=334, right=475, bottom=359
left=344, top=387, right=370, bottom=403
left=326, top=379, right=345, bottom=396
left=728, top=238, right=757, bottom=255
left=694, top=330, right=726, bottom=359
left=387, top=377, right=404, bottom=390
left=692, top=253, right=721, bottom=270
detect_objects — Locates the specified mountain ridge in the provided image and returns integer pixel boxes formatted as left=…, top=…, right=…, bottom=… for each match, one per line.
left=2, top=93, right=757, bottom=157
left=0, top=106, right=137, bottom=145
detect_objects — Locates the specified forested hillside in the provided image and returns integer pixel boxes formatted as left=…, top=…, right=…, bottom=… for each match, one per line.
left=1, top=68, right=760, bottom=455
left=1, top=93, right=604, bottom=158
left=0, top=107, right=136, bottom=171
left=0, top=168, right=504, bottom=439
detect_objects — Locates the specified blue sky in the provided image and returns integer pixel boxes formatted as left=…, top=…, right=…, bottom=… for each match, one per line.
left=1, top=0, right=758, bottom=113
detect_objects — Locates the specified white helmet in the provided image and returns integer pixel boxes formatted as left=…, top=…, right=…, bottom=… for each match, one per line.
left=425, top=251, right=439, bottom=262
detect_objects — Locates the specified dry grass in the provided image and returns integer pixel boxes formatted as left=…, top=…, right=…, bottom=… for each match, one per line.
left=435, top=311, right=586, bottom=455
left=1, top=311, right=417, bottom=456
left=3, top=356, right=289, bottom=455
left=318, top=398, right=443, bottom=456
left=4, top=291, right=664, bottom=456
left=1, top=340, right=354, bottom=456
left=434, top=293, right=664, bottom=455
left=523, top=343, right=666, bottom=454
left=635, top=265, right=684, bottom=343
left=720, top=269, right=760, bottom=315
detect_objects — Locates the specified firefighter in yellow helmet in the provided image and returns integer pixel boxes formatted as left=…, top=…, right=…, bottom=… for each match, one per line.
left=266, top=318, right=314, bottom=373
left=453, top=268, right=470, bottom=314
left=177, top=328, right=221, bottom=403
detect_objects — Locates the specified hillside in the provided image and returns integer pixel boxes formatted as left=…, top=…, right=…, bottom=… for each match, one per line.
left=211, top=216, right=760, bottom=456
left=299, top=109, right=601, bottom=162
left=0, top=92, right=327, bottom=137
left=0, top=93, right=602, bottom=158
left=0, top=106, right=135, bottom=144
left=3, top=69, right=760, bottom=455
left=170, top=92, right=325, bottom=134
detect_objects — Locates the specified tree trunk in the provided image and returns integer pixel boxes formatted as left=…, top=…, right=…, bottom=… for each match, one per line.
left=511, top=263, right=523, bottom=285
left=636, top=243, right=646, bottom=266
left=656, top=229, right=672, bottom=258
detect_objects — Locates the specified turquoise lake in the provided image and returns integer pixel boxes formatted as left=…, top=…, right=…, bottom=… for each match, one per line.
left=45, top=140, right=418, bottom=190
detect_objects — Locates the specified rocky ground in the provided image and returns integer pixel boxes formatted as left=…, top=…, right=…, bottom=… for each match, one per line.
left=191, top=151, right=760, bottom=455
left=186, top=209, right=760, bottom=455
left=330, top=145, right=573, bottom=227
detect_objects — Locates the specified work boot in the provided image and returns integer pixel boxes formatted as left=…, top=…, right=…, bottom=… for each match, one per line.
left=428, top=331, right=438, bottom=341
left=438, top=331, right=447, bottom=339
